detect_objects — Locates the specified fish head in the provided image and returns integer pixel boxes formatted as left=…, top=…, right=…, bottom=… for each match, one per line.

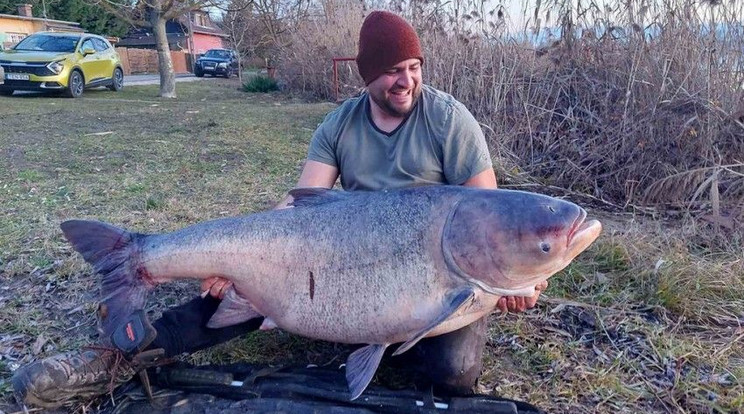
left=442, top=189, right=602, bottom=296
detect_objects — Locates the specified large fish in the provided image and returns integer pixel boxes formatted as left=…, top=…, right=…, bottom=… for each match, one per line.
left=61, top=185, right=602, bottom=399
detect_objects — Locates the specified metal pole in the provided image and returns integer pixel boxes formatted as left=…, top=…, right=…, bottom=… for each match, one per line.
left=333, top=58, right=339, bottom=102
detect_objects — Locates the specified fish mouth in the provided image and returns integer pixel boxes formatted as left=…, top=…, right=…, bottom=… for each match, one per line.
left=567, top=210, right=602, bottom=255
left=567, top=208, right=587, bottom=247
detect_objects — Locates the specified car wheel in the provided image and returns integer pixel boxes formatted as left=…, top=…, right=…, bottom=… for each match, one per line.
left=64, top=70, right=84, bottom=98
left=195, top=69, right=203, bottom=78
left=0, top=89, right=13, bottom=96
left=223, top=68, right=232, bottom=78
left=108, top=67, right=124, bottom=91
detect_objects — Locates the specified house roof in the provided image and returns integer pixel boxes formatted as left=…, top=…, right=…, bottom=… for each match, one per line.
left=176, top=13, right=228, bottom=38
left=190, top=24, right=229, bottom=38
left=0, top=13, right=80, bottom=27
left=117, top=32, right=190, bottom=47
left=118, top=13, right=229, bottom=49
left=45, top=23, right=85, bottom=32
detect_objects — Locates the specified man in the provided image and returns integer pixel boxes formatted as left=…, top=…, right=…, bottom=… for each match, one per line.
left=12, top=10, right=546, bottom=409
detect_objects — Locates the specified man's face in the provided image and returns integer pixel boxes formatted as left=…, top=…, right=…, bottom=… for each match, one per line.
left=367, top=58, right=422, bottom=118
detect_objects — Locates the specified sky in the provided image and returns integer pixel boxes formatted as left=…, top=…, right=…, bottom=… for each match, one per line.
left=469, top=0, right=741, bottom=37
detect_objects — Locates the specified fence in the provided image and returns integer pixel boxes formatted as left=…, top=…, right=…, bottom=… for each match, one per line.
left=115, top=47, right=191, bottom=75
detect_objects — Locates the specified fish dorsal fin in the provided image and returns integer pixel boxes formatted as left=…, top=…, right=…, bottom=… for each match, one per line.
left=392, top=286, right=475, bottom=356
left=345, top=343, right=387, bottom=400
left=288, top=187, right=350, bottom=208
left=206, top=287, right=263, bottom=328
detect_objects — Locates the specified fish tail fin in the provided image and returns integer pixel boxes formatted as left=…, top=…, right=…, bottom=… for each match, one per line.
left=60, top=219, right=150, bottom=340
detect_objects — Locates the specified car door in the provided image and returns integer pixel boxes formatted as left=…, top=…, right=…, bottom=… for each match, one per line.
left=79, top=37, right=111, bottom=83
left=231, top=51, right=239, bottom=72
left=92, top=38, right=117, bottom=80
left=77, top=38, right=101, bottom=83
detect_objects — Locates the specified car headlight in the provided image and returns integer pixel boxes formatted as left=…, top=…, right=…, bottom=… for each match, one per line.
left=47, top=60, right=64, bottom=74
left=218, top=62, right=227, bottom=68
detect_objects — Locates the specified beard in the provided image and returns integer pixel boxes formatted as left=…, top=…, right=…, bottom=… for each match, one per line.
left=370, top=83, right=422, bottom=118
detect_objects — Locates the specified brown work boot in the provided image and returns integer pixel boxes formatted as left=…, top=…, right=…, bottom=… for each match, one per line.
left=11, top=347, right=144, bottom=408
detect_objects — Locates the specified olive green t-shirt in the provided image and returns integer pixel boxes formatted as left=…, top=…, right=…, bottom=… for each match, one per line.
left=307, top=84, right=493, bottom=191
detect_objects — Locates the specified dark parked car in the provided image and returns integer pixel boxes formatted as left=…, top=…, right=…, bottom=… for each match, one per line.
left=194, top=49, right=239, bottom=78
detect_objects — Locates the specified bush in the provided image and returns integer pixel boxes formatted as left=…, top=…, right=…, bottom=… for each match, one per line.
left=242, top=76, right=279, bottom=93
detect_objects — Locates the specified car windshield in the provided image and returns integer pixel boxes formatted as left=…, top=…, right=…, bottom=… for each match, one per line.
left=14, top=35, right=80, bottom=52
left=204, top=50, right=230, bottom=59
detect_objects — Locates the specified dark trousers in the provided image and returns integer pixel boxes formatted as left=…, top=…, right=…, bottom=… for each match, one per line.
left=147, top=296, right=488, bottom=394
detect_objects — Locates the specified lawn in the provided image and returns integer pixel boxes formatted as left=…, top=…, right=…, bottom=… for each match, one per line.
left=0, top=80, right=741, bottom=413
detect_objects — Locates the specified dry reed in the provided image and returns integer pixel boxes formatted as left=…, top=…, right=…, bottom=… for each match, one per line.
left=276, top=0, right=744, bottom=226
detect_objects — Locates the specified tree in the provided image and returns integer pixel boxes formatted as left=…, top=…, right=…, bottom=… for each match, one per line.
left=220, top=0, right=262, bottom=83
left=49, top=0, right=130, bottom=37
left=219, top=0, right=311, bottom=81
left=0, top=0, right=128, bottom=37
left=251, top=0, right=310, bottom=67
left=91, top=0, right=223, bottom=98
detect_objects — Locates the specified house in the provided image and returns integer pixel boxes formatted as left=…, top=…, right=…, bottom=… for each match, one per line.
left=117, top=11, right=228, bottom=55
left=186, top=11, right=229, bottom=54
left=0, top=4, right=83, bottom=49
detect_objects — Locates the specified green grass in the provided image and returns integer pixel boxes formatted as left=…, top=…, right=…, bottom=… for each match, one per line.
left=0, top=80, right=741, bottom=413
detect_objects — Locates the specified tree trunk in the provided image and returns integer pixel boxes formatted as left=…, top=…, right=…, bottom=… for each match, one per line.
left=151, top=11, right=176, bottom=98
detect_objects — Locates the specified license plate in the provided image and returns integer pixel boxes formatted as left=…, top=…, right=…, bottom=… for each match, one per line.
left=6, top=73, right=30, bottom=81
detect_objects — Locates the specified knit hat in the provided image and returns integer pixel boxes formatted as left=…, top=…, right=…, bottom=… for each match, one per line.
left=356, top=11, right=424, bottom=85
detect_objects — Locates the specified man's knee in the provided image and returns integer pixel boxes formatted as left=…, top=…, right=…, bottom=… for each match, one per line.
left=408, top=317, right=489, bottom=394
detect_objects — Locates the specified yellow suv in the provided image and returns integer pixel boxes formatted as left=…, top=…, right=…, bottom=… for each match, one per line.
left=0, top=32, right=124, bottom=98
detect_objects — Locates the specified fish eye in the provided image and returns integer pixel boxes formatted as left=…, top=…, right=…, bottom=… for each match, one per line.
left=540, top=242, right=551, bottom=253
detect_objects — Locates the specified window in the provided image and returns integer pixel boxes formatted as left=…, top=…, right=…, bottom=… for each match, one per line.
left=80, top=38, right=95, bottom=52
left=194, top=12, right=208, bottom=26
left=204, top=49, right=229, bottom=59
left=14, top=34, right=80, bottom=52
left=92, top=38, right=109, bottom=52
left=8, top=33, right=26, bottom=44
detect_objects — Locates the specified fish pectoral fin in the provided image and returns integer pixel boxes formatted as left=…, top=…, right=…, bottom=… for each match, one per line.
left=259, top=317, right=278, bottom=331
left=206, top=287, right=263, bottom=329
left=392, top=286, right=475, bottom=356
left=345, top=343, right=387, bottom=401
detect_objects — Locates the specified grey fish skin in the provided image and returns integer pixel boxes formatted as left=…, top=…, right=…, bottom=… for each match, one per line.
left=144, top=187, right=460, bottom=345
left=60, top=185, right=602, bottom=400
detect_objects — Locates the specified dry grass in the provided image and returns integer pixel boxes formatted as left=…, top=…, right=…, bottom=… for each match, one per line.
left=0, top=82, right=741, bottom=414
left=277, top=0, right=744, bottom=221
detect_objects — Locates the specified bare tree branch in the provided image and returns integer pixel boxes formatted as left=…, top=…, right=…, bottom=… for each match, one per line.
left=85, top=0, right=230, bottom=97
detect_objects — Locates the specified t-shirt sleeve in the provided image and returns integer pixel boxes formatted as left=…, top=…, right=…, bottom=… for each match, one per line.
left=442, top=102, right=493, bottom=185
left=306, top=112, right=339, bottom=167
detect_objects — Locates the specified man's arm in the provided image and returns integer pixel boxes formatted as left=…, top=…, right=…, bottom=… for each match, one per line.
left=462, top=168, right=497, bottom=189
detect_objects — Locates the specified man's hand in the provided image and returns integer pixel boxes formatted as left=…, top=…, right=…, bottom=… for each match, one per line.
left=200, top=276, right=233, bottom=300
left=497, top=281, right=548, bottom=313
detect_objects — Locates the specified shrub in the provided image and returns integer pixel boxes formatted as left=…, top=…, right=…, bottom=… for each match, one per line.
left=242, top=76, right=279, bottom=93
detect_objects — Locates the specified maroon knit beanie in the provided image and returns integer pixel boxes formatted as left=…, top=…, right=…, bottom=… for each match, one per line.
left=356, top=11, right=424, bottom=85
